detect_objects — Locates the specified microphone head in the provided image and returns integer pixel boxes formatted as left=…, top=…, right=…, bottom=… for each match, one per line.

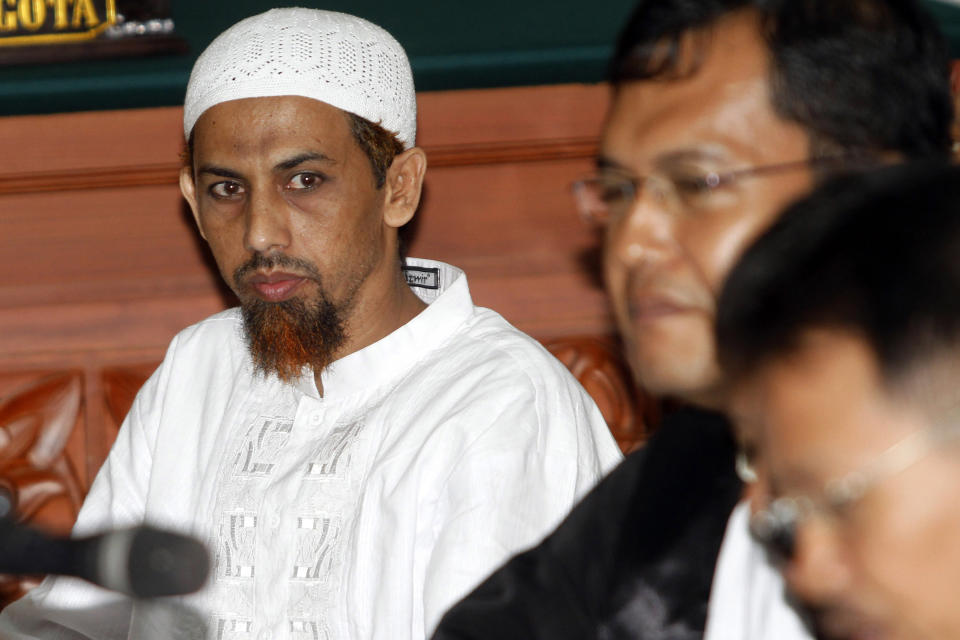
left=128, top=527, right=210, bottom=598
left=0, top=482, right=15, bottom=521
left=98, top=526, right=210, bottom=598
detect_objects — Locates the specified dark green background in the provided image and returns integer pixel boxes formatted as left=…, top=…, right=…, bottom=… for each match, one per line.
left=0, top=0, right=957, bottom=117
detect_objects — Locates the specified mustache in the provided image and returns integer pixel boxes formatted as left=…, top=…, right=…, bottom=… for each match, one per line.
left=233, top=253, right=323, bottom=288
left=623, top=267, right=715, bottom=312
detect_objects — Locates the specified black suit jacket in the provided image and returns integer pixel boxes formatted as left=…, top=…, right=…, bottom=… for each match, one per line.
left=433, top=408, right=742, bottom=640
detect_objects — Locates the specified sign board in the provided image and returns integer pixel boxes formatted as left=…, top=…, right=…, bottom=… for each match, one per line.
left=0, top=0, right=184, bottom=64
left=0, top=0, right=117, bottom=46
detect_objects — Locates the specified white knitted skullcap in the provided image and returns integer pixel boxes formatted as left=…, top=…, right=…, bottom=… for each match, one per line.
left=183, top=7, right=416, bottom=148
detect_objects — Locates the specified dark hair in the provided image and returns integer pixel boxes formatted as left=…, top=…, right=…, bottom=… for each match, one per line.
left=182, top=111, right=404, bottom=189
left=346, top=112, right=405, bottom=188
left=716, top=161, right=960, bottom=388
left=612, top=0, right=954, bottom=157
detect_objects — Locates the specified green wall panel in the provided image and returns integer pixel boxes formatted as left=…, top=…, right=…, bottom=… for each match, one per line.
left=0, top=0, right=957, bottom=117
left=0, top=0, right=635, bottom=116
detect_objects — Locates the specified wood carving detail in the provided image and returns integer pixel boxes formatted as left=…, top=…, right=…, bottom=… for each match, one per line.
left=544, top=337, right=657, bottom=453
left=101, top=364, right=154, bottom=437
left=0, top=371, right=85, bottom=607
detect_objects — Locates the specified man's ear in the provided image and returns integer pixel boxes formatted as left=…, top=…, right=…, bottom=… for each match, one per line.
left=382, top=147, right=427, bottom=228
left=179, top=165, right=207, bottom=240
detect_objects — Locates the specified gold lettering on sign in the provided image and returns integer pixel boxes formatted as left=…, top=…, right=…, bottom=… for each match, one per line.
left=71, top=0, right=98, bottom=28
left=0, top=0, right=113, bottom=45
left=49, top=0, right=69, bottom=30
left=18, top=0, right=45, bottom=31
left=0, top=0, right=16, bottom=32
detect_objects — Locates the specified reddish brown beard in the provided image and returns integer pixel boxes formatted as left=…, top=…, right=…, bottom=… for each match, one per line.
left=240, top=296, right=346, bottom=382
left=235, top=254, right=346, bottom=383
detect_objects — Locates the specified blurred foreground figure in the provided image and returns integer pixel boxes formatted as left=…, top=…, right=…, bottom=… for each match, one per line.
left=434, top=1, right=953, bottom=639
left=719, top=161, right=960, bottom=640
left=0, top=8, right=621, bottom=639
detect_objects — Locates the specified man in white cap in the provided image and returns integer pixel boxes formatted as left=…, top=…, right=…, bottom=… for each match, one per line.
left=0, top=8, right=621, bottom=639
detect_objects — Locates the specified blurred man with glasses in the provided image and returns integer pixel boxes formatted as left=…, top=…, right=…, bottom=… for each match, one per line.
left=434, top=1, right=954, bottom=639
left=718, top=161, right=960, bottom=640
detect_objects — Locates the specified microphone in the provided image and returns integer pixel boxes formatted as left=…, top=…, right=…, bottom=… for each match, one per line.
left=0, top=520, right=210, bottom=598
left=0, top=483, right=13, bottom=521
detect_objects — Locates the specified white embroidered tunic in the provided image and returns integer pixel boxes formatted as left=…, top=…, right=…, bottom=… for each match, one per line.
left=0, top=259, right=622, bottom=640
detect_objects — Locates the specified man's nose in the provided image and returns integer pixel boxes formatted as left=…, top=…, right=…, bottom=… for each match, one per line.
left=783, top=519, right=852, bottom=608
left=244, top=189, right=292, bottom=254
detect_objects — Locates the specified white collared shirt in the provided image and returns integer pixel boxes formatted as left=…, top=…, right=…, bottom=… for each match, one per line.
left=0, top=259, right=622, bottom=640
left=704, top=501, right=814, bottom=640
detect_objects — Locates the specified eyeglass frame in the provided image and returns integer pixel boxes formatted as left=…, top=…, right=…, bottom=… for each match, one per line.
left=739, top=424, right=960, bottom=561
left=571, top=155, right=868, bottom=227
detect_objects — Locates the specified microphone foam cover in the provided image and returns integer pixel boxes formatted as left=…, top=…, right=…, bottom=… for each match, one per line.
left=115, top=527, right=210, bottom=598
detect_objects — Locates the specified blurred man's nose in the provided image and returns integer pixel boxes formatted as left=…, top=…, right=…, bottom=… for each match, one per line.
left=783, top=519, right=852, bottom=608
left=604, top=193, right=675, bottom=271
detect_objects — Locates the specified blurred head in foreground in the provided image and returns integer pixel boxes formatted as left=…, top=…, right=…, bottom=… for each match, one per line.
left=580, top=0, right=952, bottom=409
left=718, top=162, right=960, bottom=640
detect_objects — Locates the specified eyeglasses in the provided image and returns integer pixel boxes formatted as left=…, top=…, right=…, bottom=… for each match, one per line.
left=571, top=157, right=854, bottom=227
left=742, top=425, right=960, bottom=561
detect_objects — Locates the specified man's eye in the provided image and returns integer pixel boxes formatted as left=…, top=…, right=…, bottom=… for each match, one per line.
left=597, top=180, right=629, bottom=204
left=288, top=173, right=323, bottom=190
left=670, top=172, right=739, bottom=212
left=671, top=174, right=715, bottom=195
left=210, top=181, right=244, bottom=198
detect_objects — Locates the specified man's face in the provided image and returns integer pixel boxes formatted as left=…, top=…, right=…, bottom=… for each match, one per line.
left=601, top=11, right=811, bottom=407
left=181, top=95, right=391, bottom=379
left=733, top=330, right=960, bottom=640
